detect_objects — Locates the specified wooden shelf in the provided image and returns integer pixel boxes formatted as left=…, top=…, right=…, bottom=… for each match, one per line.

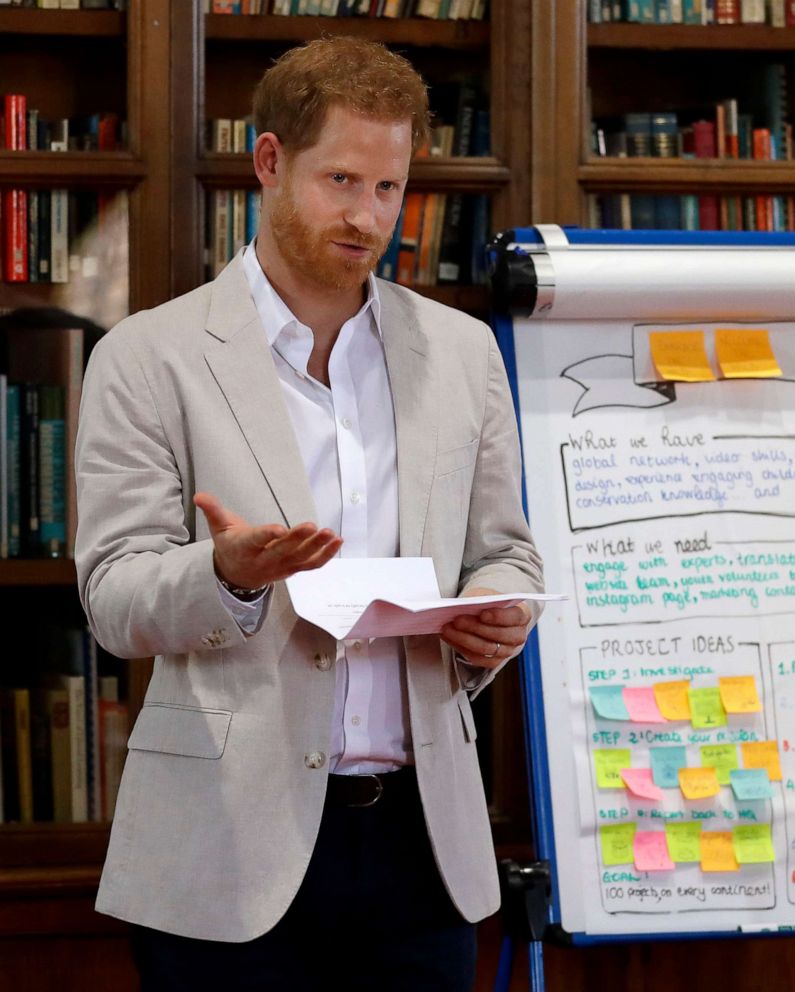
left=198, top=153, right=509, bottom=193
left=205, top=13, right=489, bottom=49
left=0, top=8, right=125, bottom=37
left=581, top=158, right=795, bottom=193
left=0, top=559, right=77, bottom=587
left=0, top=822, right=109, bottom=874
left=588, top=22, right=795, bottom=51
left=0, top=152, right=145, bottom=187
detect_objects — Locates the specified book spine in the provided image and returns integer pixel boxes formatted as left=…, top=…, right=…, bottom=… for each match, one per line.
left=63, top=677, right=87, bottom=823
left=46, top=689, right=71, bottom=823
left=20, top=384, right=39, bottom=556
left=50, top=190, right=69, bottom=283
left=38, top=385, right=66, bottom=557
left=6, top=385, right=20, bottom=558
left=3, top=189, right=28, bottom=281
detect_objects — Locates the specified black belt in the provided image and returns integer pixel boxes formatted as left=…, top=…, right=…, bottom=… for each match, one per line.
left=325, top=767, right=415, bottom=808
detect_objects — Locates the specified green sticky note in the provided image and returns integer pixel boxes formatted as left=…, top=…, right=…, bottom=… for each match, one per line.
left=688, top=687, right=727, bottom=729
left=733, top=824, right=775, bottom=864
left=600, top=822, right=637, bottom=866
left=700, top=744, right=739, bottom=785
left=589, top=685, right=630, bottom=721
left=594, top=749, right=632, bottom=789
left=664, top=821, right=702, bottom=863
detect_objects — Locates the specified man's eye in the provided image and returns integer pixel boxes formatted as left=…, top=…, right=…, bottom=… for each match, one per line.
left=331, top=174, right=347, bottom=184
left=378, top=181, right=396, bottom=192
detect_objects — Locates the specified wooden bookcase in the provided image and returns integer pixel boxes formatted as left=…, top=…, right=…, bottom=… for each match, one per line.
left=531, top=2, right=795, bottom=227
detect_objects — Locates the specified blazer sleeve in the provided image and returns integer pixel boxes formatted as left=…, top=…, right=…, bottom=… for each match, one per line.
left=456, top=326, right=545, bottom=696
left=74, top=323, right=248, bottom=659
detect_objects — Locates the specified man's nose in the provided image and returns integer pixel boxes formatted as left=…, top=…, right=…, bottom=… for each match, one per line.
left=345, top=190, right=377, bottom=234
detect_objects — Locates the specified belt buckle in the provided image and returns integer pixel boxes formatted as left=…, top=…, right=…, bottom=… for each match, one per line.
left=350, top=774, right=384, bottom=808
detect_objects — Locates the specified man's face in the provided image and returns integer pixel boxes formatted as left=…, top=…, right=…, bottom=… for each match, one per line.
left=270, top=105, right=412, bottom=292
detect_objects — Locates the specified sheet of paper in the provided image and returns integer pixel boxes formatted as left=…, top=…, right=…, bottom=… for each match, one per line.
left=623, top=686, right=665, bottom=723
left=718, top=675, right=762, bottom=714
left=594, top=748, right=632, bottom=789
left=652, top=680, right=691, bottom=721
left=699, top=744, right=739, bottom=786
left=664, top=822, right=702, bottom=863
left=621, top=767, right=664, bottom=801
left=733, top=824, right=775, bottom=864
left=599, top=823, right=637, bottom=866
left=714, top=328, right=782, bottom=379
left=740, top=740, right=782, bottom=782
left=284, top=557, right=563, bottom=640
left=700, top=831, right=739, bottom=872
left=649, top=746, right=687, bottom=789
left=729, top=768, right=773, bottom=801
left=589, top=685, right=630, bottom=721
left=634, top=831, right=674, bottom=872
left=649, top=330, right=715, bottom=382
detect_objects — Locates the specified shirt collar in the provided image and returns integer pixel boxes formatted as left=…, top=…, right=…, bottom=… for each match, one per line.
left=242, top=239, right=382, bottom=346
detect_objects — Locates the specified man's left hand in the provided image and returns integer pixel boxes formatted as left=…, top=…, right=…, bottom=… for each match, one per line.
left=440, top=587, right=532, bottom=670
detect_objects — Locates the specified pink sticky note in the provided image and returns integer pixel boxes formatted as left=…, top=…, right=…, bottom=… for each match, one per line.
left=634, top=831, right=675, bottom=872
left=623, top=686, right=666, bottom=723
left=621, top=767, right=665, bottom=801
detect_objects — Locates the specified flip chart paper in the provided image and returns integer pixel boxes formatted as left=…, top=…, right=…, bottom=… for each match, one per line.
left=741, top=741, right=782, bottom=782
left=284, top=557, right=564, bottom=640
left=700, top=831, right=739, bottom=872
left=679, top=767, right=721, bottom=799
left=653, top=681, right=691, bottom=721
left=589, top=686, right=630, bottom=721
left=649, top=330, right=715, bottom=382
left=733, top=824, right=775, bottom=864
left=622, top=686, right=665, bottom=723
left=634, top=831, right=674, bottom=871
left=715, top=328, right=782, bottom=379
left=594, top=749, right=632, bottom=789
left=729, top=768, right=773, bottom=801
left=718, top=675, right=762, bottom=714
left=688, top=687, right=727, bottom=729
left=699, top=744, right=739, bottom=786
left=621, top=767, right=664, bottom=800
left=664, top=822, right=702, bottom=863
left=600, top=823, right=637, bottom=866
left=650, top=746, right=687, bottom=788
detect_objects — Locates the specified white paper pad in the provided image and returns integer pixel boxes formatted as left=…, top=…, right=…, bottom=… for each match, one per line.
left=285, top=557, right=565, bottom=640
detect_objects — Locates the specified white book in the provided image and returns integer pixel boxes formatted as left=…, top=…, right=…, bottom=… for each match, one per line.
left=767, top=0, right=785, bottom=25
left=59, top=0, right=81, bottom=7
left=58, top=675, right=88, bottom=823
left=741, top=0, right=766, bottom=20
left=50, top=189, right=69, bottom=284
left=39, top=1, right=61, bottom=8
left=232, top=119, right=247, bottom=154
left=231, top=190, right=246, bottom=256
left=212, top=190, right=231, bottom=278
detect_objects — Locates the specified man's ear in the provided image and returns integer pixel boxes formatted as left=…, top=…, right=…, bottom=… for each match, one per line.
left=253, top=131, right=284, bottom=189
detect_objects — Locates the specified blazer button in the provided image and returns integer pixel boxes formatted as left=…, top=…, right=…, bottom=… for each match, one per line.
left=314, top=653, right=331, bottom=671
left=304, top=751, right=326, bottom=769
left=201, top=635, right=212, bottom=646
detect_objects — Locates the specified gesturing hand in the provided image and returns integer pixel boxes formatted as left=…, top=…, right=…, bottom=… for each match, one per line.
left=194, top=491, right=343, bottom=591
left=440, top=586, right=532, bottom=670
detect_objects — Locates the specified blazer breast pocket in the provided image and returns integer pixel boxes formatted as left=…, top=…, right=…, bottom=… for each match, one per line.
left=127, top=703, right=232, bottom=759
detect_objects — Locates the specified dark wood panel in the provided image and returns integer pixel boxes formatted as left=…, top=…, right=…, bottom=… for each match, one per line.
left=0, top=559, right=77, bottom=587
left=0, top=153, right=145, bottom=186
left=589, top=22, right=795, bottom=51
left=0, top=9, right=125, bottom=37
left=581, top=158, right=795, bottom=193
left=0, top=824, right=108, bottom=871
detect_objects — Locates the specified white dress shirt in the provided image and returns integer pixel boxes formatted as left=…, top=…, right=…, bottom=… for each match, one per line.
left=218, top=243, right=412, bottom=774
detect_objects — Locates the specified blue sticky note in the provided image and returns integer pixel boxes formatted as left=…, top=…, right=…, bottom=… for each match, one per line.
left=589, top=686, right=630, bottom=721
left=649, top=746, right=687, bottom=788
left=730, top=768, right=773, bottom=801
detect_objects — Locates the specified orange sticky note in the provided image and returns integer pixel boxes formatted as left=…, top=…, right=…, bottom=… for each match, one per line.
left=649, top=330, right=715, bottom=382
left=741, top=740, right=782, bottom=781
left=679, top=766, right=721, bottom=800
left=700, top=830, right=739, bottom=872
left=653, top=680, right=691, bottom=721
left=714, top=328, right=782, bottom=379
left=718, top=675, right=762, bottom=714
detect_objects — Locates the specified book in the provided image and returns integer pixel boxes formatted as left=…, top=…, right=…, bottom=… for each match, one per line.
left=54, top=674, right=87, bottom=823
left=50, top=189, right=69, bottom=284
left=0, top=688, right=33, bottom=823
left=98, top=697, right=128, bottom=821
left=3, top=95, right=26, bottom=151
left=3, top=189, right=28, bottom=282
left=43, top=687, right=71, bottom=823
left=396, top=192, right=425, bottom=286
left=37, top=385, right=66, bottom=558
left=5, top=384, right=20, bottom=558
left=19, top=383, right=39, bottom=556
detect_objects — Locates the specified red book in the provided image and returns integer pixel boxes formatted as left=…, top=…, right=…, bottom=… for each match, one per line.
left=716, top=0, right=740, bottom=21
left=97, top=113, right=119, bottom=152
left=2, top=188, right=28, bottom=281
left=753, top=129, right=773, bottom=231
left=692, top=120, right=717, bottom=158
left=787, top=2, right=795, bottom=26
left=3, top=95, right=27, bottom=151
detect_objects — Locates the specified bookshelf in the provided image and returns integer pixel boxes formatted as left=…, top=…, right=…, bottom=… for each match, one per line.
left=532, top=3, right=795, bottom=229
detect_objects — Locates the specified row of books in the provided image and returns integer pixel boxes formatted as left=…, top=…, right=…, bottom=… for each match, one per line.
left=0, top=318, right=90, bottom=559
left=1, top=96, right=124, bottom=153
left=208, top=118, right=257, bottom=155
left=592, top=191, right=795, bottom=231
left=0, top=1, right=127, bottom=9
left=207, top=189, right=261, bottom=279
left=207, top=0, right=488, bottom=17
left=588, top=0, right=795, bottom=24
left=0, top=189, right=114, bottom=284
left=0, top=630, right=127, bottom=825
left=377, top=190, right=490, bottom=286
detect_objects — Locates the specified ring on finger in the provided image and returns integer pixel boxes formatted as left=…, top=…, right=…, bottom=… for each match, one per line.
left=483, top=641, right=501, bottom=659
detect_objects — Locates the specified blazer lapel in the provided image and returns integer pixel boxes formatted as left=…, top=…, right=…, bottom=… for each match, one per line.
left=203, top=253, right=317, bottom=527
left=379, top=283, right=438, bottom=558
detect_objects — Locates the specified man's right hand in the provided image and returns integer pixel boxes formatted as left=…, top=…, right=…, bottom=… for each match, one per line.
left=194, top=491, right=343, bottom=591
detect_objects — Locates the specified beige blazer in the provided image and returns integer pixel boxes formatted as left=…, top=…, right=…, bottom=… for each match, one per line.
left=75, top=252, right=544, bottom=942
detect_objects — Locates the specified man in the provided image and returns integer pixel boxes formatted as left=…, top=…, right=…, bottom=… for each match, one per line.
left=76, top=36, right=543, bottom=992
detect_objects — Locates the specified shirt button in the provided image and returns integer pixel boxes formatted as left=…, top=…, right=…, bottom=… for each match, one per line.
left=304, top=751, right=326, bottom=769
left=314, top=653, right=331, bottom=671
left=352, top=640, right=362, bottom=651
left=350, top=492, right=361, bottom=504
left=341, top=417, right=352, bottom=429
left=351, top=715, right=361, bottom=727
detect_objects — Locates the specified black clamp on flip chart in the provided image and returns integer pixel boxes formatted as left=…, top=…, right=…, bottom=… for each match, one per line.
left=498, top=858, right=552, bottom=944
left=487, top=230, right=556, bottom=318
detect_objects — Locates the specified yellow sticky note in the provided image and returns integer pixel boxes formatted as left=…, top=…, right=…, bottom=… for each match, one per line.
left=600, top=823, right=637, bottom=866
left=688, top=686, right=727, bottom=729
left=715, top=328, right=782, bottom=379
left=649, top=330, right=715, bottom=382
left=679, top=766, right=721, bottom=799
left=718, top=675, right=762, bottom=714
left=699, top=744, right=739, bottom=786
left=664, top=822, right=702, bottom=863
left=733, top=824, right=775, bottom=865
left=741, top=740, right=782, bottom=782
left=653, top=680, right=691, bottom=721
left=701, top=830, right=739, bottom=872
left=594, top=749, right=632, bottom=789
